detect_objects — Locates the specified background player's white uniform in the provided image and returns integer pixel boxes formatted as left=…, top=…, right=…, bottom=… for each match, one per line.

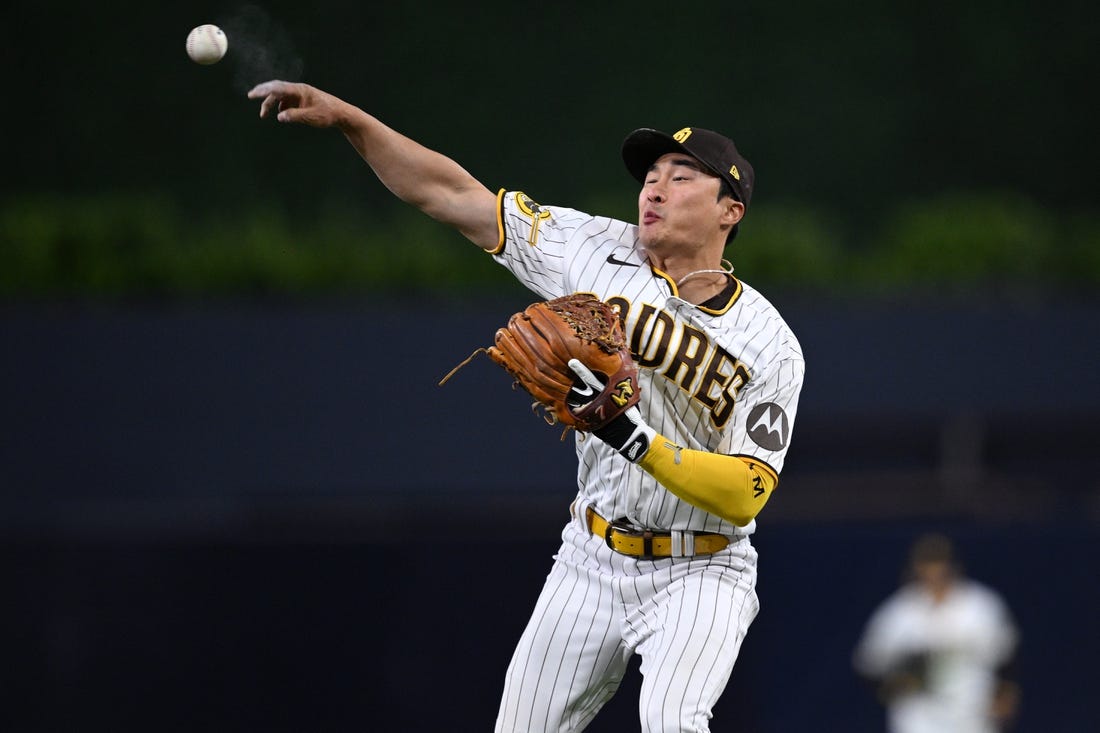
left=853, top=578, right=1019, bottom=733
left=492, top=191, right=805, bottom=733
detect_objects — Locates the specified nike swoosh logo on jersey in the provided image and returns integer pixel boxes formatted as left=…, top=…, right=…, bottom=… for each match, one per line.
left=606, top=253, right=640, bottom=267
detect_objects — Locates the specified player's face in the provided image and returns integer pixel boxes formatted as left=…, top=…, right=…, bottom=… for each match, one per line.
left=913, top=560, right=954, bottom=596
left=637, top=153, right=740, bottom=254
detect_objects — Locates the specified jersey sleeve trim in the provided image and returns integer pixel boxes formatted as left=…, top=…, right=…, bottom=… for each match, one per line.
left=487, top=188, right=507, bottom=255
left=734, top=455, right=779, bottom=487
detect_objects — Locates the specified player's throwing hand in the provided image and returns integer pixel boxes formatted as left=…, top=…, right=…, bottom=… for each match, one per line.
left=247, top=80, right=352, bottom=128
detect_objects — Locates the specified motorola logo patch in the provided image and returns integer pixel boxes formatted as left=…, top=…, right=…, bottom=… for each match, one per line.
left=746, top=403, right=789, bottom=451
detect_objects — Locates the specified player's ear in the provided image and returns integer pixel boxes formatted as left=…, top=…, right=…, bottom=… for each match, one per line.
left=720, top=200, right=744, bottom=228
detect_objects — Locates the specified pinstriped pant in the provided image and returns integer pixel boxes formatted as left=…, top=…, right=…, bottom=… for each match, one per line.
left=495, top=516, right=760, bottom=733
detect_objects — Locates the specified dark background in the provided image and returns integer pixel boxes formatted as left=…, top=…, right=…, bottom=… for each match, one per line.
left=3, top=1, right=1099, bottom=731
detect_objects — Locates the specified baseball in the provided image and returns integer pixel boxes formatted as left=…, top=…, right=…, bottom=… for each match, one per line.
left=186, top=24, right=228, bottom=65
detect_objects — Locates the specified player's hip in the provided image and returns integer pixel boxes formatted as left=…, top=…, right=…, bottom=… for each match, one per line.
left=559, top=499, right=758, bottom=575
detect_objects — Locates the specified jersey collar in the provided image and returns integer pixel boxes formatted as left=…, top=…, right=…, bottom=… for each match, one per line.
left=651, top=266, right=743, bottom=314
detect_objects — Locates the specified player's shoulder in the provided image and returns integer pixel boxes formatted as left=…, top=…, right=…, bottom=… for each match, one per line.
left=875, top=585, right=931, bottom=622
left=498, top=191, right=596, bottom=228
left=502, top=190, right=636, bottom=241
left=735, top=279, right=790, bottom=319
left=955, top=579, right=1011, bottom=611
left=730, top=279, right=805, bottom=361
left=863, top=587, right=921, bottom=630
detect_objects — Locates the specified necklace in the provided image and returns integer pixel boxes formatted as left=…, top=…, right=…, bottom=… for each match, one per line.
left=675, top=259, right=735, bottom=288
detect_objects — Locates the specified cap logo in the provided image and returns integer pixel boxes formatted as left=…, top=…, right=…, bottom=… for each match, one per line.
left=729, top=164, right=741, bottom=181
left=673, top=127, right=693, bottom=143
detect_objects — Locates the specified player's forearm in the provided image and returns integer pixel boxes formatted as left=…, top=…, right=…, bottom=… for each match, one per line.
left=336, top=105, right=498, bottom=245
left=337, top=105, right=473, bottom=204
left=637, top=440, right=777, bottom=526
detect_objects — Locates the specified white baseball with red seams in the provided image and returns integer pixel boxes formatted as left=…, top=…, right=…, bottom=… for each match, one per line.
left=186, top=24, right=228, bottom=65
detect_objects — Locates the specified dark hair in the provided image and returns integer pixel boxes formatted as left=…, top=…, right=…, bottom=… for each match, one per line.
left=717, top=177, right=735, bottom=203
left=909, top=533, right=956, bottom=566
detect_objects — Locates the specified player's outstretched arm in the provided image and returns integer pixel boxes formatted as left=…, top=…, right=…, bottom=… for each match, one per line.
left=247, top=80, right=499, bottom=250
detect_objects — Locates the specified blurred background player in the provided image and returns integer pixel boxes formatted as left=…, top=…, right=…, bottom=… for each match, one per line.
left=853, top=533, right=1021, bottom=733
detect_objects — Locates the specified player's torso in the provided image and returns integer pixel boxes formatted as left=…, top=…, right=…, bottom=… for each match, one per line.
left=568, top=249, right=790, bottom=531
left=496, top=194, right=802, bottom=533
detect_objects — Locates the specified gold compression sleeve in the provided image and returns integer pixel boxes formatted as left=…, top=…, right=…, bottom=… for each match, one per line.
left=637, top=436, right=779, bottom=526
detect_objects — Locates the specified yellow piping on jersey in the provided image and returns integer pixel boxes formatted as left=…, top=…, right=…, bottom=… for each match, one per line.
left=651, top=265, right=743, bottom=314
left=488, top=188, right=507, bottom=255
left=491, top=190, right=552, bottom=252
left=697, top=277, right=742, bottom=315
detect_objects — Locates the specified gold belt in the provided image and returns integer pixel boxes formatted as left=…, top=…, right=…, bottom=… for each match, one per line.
left=584, top=506, right=732, bottom=559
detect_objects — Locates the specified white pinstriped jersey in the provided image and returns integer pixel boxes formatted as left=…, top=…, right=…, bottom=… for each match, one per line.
left=492, top=191, right=805, bottom=537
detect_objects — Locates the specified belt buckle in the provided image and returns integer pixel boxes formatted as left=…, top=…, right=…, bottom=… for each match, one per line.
left=605, top=518, right=656, bottom=560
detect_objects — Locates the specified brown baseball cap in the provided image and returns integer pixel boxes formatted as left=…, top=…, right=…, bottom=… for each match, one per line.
left=622, top=126, right=755, bottom=239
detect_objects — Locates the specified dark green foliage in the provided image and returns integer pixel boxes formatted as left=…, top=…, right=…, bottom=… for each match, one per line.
left=2, top=192, right=1095, bottom=301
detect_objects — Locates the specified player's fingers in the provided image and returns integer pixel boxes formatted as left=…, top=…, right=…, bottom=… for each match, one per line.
left=248, top=81, right=297, bottom=119
left=257, top=94, right=281, bottom=118
left=246, top=80, right=288, bottom=99
left=276, top=106, right=323, bottom=125
left=276, top=107, right=303, bottom=123
left=568, top=359, right=604, bottom=390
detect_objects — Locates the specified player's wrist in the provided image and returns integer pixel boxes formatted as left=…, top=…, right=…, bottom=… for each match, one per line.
left=592, top=408, right=657, bottom=462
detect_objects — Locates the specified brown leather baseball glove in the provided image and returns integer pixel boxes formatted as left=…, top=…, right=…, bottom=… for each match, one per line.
left=441, top=293, right=641, bottom=432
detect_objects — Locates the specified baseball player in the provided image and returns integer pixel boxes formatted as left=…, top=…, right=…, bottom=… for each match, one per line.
left=853, top=534, right=1021, bottom=733
left=248, top=80, right=805, bottom=732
